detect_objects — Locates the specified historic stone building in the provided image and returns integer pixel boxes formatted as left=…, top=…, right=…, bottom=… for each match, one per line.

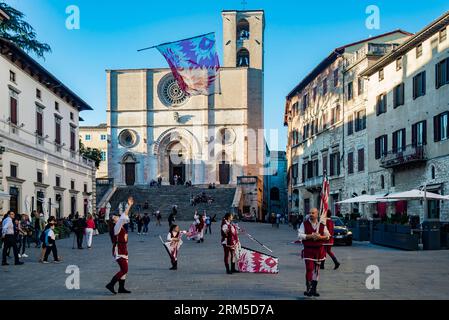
left=107, top=10, right=265, bottom=189
left=80, top=124, right=108, bottom=178
left=361, top=11, right=449, bottom=221
left=284, top=31, right=411, bottom=216
left=0, top=37, right=95, bottom=219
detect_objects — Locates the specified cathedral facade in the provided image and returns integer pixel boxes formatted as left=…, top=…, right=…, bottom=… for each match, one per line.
left=107, top=10, right=265, bottom=186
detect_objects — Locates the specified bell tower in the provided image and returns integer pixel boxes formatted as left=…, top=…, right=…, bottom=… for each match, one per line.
left=222, top=10, right=265, bottom=70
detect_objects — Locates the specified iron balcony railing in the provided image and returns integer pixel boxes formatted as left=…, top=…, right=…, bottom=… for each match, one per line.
left=380, top=144, right=426, bottom=168
left=304, top=175, right=324, bottom=189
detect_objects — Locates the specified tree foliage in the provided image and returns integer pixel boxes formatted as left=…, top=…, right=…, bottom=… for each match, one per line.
left=0, top=2, right=51, bottom=59
left=79, top=139, right=102, bottom=169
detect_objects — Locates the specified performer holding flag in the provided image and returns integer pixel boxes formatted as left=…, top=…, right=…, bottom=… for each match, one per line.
left=298, top=208, right=330, bottom=297
left=221, top=213, right=240, bottom=275
left=163, top=224, right=188, bottom=270
left=106, top=196, right=134, bottom=295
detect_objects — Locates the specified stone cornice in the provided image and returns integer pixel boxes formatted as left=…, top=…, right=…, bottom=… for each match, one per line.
left=69, top=189, right=80, bottom=194
left=53, top=186, right=66, bottom=192
left=6, top=176, right=25, bottom=184
left=34, top=182, right=50, bottom=189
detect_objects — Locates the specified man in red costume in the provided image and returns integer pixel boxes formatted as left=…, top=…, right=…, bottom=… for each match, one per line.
left=221, top=212, right=240, bottom=274
left=106, top=196, right=134, bottom=294
left=321, top=209, right=340, bottom=270
left=298, top=208, right=330, bottom=297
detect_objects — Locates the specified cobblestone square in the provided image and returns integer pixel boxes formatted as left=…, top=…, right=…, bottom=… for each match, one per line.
left=1, top=221, right=448, bottom=300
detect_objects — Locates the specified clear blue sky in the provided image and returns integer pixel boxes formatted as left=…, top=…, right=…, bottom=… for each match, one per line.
left=5, top=0, right=449, bottom=151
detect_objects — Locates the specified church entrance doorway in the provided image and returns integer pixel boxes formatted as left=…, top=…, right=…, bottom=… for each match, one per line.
left=219, top=162, right=230, bottom=185
left=121, top=153, right=138, bottom=186
left=125, top=163, right=136, bottom=186
left=170, top=161, right=185, bottom=185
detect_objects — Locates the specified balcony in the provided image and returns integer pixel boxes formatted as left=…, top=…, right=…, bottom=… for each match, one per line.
left=304, top=175, right=323, bottom=192
left=380, top=144, right=427, bottom=168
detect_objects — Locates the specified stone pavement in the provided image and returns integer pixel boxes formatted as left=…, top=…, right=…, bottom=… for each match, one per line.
left=1, top=221, right=448, bottom=300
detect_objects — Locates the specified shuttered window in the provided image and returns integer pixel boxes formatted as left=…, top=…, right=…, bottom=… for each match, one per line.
left=347, top=152, right=354, bottom=174
left=358, top=148, right=365, bottom=172
left=413, top=71, right=426, bottom=99
left=10, top=97, right=18, bottom=125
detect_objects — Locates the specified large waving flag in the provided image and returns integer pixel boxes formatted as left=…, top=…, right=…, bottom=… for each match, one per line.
left=155, top=32, right=221, bottom=96
left=319, top=172, right=330, bottom=224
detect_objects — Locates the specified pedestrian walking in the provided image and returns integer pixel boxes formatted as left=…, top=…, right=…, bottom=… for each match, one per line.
left=143, top=213, right=150, bottom=235
left=85, top=214, right=96, bottom=249
left=73, top=212, right=86, bottom=249
left=320, top=209, right=340, bottom=270
left=39, top=216, right=56, bottom=263
left=205, top=213, right=212, bottom=234
left=42, top=221, right=62, bottom=264
left=32, top=211, right=44, bottom=248
left=1, top=211, right=24, bottom=266
left=297, top=208, right=330, bottom=297
left=156, top=211, right=162, bottom=226
left=136, top=214, right=143, bottom=235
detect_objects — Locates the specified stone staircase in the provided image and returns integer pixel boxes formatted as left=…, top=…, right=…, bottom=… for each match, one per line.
left=108, top=185, right=236, bottom=221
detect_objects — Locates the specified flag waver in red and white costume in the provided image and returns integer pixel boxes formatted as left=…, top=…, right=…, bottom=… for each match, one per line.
left=321, top=209, right=340, bottom=270
left=106, top=197, right=134, bottom=295
left=221, top=213, right=240, bottom=274
left=298, top=208, right=330, bottom=297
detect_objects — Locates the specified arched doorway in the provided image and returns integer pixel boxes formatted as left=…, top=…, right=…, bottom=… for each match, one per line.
left=122, top=153, right=137, bottom=186
left=168, top=142, right=188, bottom=185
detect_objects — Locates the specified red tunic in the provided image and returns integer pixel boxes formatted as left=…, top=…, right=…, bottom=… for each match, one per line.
left=302, top=220, right=326, bottom=261
left=112, top=226, right=128, bottom=258
left=323, top=219, right=335, bottom=246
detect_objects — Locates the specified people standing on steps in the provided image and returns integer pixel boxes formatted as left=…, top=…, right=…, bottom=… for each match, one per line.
left=298, top=208, right=330, bottom=298
left=221, top=213, right=240, bottom=275
left=320, top=209, right=340, bottom=270
left=2, top=211, right=24, bottom=266
left=106, top=196, right=134, bottom=295
left=85, top=214, right=96, bottom=249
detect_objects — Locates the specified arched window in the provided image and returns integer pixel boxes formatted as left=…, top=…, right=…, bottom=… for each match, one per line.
left=380, top=175, right=385, bottom=189
left=237, top=48, right=250, bottom=67
left=270, top=187, right=280, bottom=201
left=237, top=19, right=250, bottom=40
left=431, top=165, right=436, bottom=180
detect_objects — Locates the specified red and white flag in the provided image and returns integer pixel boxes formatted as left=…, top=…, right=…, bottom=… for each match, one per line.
left=319, top=173, right=330, bottom=224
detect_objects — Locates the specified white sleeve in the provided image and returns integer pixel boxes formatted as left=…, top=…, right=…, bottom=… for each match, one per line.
left=298, top=223, right=307, bottom=241
left=114, top=214, right=128, bottom=236
left=222, top=224, right=228, bottom=234
left=167, top=233, right=172, bottom=241
left=323, top=225, right=331, bottom=238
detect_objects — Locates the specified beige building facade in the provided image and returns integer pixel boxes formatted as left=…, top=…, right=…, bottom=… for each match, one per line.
left=107, top=10, right=265, bottom=190
left=79, top=124, right=108, bottom=178
left=362, top=11, right=449, bottom=221
left=0, top=37, right=95, bottom=219
left=284, top=31, right=411, bottom=216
